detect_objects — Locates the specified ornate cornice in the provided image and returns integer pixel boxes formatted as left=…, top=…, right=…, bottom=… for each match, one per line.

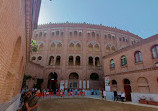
left=37, top=22, right=142, bottom=40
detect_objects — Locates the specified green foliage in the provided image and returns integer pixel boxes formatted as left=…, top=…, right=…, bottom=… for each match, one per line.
left=22, top=74, right=32, bottom=88
left=31, top=39, right=38, bottom=52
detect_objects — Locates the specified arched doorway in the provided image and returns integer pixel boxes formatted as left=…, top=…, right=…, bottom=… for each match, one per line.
left=111, top=80, right=117, bottom=91
left=123, top=79, right=131, bottom=101
left=69, top=72, right=79, bottom=89
left=47, top=72, right=58, bottom=91
left=137, top=77, right=150, bottom=93
left=90, top=73, right=99, bottom=89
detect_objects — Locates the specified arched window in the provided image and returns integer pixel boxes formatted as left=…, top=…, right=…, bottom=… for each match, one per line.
left=88, top=44, right=93, bottom=51
left=35, top=33, right=38, bottom=37
left=112, top=36, right=115, bottom=40
left=152, top=45, right=158, bottom=59
left=123, top=37, right=125, bottom=42
left=69, top=32, right=72, bottom=36
left=32, top=56, right=36, bottom=61
left=69, top=43, right=74, bottom=50
left=87, top=32, right=90, bottom=37
left=39, top=43, right=44, bottom=51
left=106, top=45, right=110, bottom=52
left=38, top=56, right=42, bottom=60
left=57, top=43, right=62, bottom=50
left=52, top=32, right=55, bottom=36
left=96, top=33, right=99, bottom=37
left=39, top=32, right=42, bottom=37
left=55, top=56, right=60, bottom=65
left=112, top=80, right=117, bottom=85
left=44, top=33, right=47, bottom=37
left=79, top=32, right=82, bottom=36
left=74, top=31, right=77, bottom=36
left=110, top=59, right=115, bottom=68
left=50, top=43, right=55, bottom=50
left=56, top=31, right=59, bottom=36
left=68, top=56, right=73, bottom=65
left=135, top=51, right=143, bottom=63
left=92, top=32, right=95, bottom=37
left=111, top=46, right=116, bottom=52
left=124, top=79, right=130, bottom=84
left=121, top=55, right=127, bottom=66
left=61, top=32, right=64, bottom=36
left=49, top=56, right=54, bottom=65
left=108, top=34, right=111, bottom=39
left=88, top=56, right=93, bottom=66
left=76, top=43, right=81, bottom=50
left=104, top=35, right=107, bottom=38
left=94, top=44, right=99, bottom=51
left=90, top=73, right=99, bottom=80
left=95, top=57, right=100, bottom=66
left=75, top=56, right=80, bottom=65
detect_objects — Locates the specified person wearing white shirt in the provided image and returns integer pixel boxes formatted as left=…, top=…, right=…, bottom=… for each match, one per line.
left=121, top=92, right=125, bottom=102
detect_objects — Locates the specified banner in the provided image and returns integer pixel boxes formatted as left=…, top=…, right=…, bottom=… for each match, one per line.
left=83, top=80, right=86, bottom=89
left=105, top=77, right=110, bottom=86
left=60, top=80, right=65, bottom=90
left=87, top=80, right=89, bottom=89
left=65, top=80, right=68, bottom=88
left=79, top=80, right=82, bottom=88
left=105, top=77, right=110, bottom=91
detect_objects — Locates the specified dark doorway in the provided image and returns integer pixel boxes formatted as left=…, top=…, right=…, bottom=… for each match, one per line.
left=47, top=72, right=58, bottom=91
left=69, top=72, right=79, bottom=88
left=123, top=79, right=131, bottom=101
left=90, top=73, right=99, bottom=80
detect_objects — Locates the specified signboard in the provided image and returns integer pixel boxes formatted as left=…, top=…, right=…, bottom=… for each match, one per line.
left=60, top=80, right=65, bottom=90
left=65, top=80, right=68, bottom=88
left=83, top=80, right=86, bottom=89
left=105, top=77, right=110, bottom=86
left=79, top=80, right=82, bottom=88
left=105, top=77, right=110, bottom=91
left=87, top=80, right=89, bottom=89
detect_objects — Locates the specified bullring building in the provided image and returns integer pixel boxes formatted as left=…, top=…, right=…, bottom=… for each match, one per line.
left=25, top=22, right=142, bottom=91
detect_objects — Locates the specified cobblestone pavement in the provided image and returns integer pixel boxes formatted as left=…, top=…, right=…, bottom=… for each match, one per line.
left=38, top=98, right=158, bottom=111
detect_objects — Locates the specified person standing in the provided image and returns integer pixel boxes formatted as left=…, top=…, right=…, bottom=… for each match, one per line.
left=113, top=91, right=117, bottom=101
left=25, top=90, right=40, bottom=111
left=121, top=92, right=126, bottom=102
left=103, top=90, right=106, bottom=100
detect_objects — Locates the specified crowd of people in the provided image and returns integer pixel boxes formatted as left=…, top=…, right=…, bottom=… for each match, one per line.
left=18, top=88, right=125, bottom=110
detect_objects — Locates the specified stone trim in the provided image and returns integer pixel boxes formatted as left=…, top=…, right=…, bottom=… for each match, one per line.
left=104, top=66, right=158, bottom=77
left=103, top=34, right=158, bottom=59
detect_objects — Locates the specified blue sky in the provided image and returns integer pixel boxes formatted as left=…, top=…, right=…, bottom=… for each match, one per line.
left=38, top=0, right=158, bottom=39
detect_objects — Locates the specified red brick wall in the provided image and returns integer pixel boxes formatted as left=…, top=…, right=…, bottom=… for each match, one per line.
left=103, top=35, right=158, bottom=93
left=0, top=0, right=26, bottom=103
left=25, top=23, right=142, bottom=90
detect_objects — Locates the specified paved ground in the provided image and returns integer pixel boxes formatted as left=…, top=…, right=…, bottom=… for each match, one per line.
left=38, top=98, right=158, bottom=111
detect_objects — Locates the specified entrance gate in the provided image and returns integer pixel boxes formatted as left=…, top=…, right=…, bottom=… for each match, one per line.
left=47, top=72, right=58, bottom=91
left=123, top=79, right=131, bottom=101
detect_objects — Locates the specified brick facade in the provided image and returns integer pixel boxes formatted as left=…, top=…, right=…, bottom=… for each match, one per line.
left=25, top=23, right=142, bottom=90
left=0, top=0, right=41, bottom=110
left=103, top=34, right=158, bottom=101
